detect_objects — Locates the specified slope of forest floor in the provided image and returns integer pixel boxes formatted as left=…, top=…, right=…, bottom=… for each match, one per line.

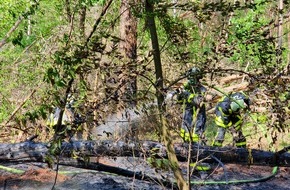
left=0, top=157, right=289, bottom=190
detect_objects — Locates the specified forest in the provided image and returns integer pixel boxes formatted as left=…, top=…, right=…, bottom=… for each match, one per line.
left=0, top=0, right=290, bottom=189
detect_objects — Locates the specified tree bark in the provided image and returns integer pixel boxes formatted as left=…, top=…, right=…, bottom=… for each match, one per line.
left=277, top=0, right=283, bottom=66
left=65, top=0, right=72, bottom=22
left=145, top=1, right=188, bottom=189
left=0, top=17, right=23, bottom=49
left=79, top=4, right=86, bottom=39
left=145, top=0, right=164, bottom=110
left=119, top=0, right=138, bottom=107
left=1, top=140, right=289, bottom=166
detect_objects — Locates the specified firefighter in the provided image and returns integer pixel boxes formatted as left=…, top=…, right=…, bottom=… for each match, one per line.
left=212, top=91, right=250, bottom=148
left=46, top=95, right=76, bottom=128
left=46, top=94, right=83, bottom=140
left=177, top=67, right=207, bottom=144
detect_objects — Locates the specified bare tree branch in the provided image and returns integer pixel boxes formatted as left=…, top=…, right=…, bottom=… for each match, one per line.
left=0, top=17, right=24, bottom=49
left=85, top=0, right=114, bottom=46
left=0, top=0, right=40, bottom=49
left=0, top=89, right=36, bottom=127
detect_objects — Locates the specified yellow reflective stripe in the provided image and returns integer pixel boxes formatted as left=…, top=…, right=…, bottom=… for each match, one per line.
left=234, top=122, right=242, bottom=130
left=215, top=117, right=224, bottom=126
left=235, top=125, right=241, bottom=131
left=180, top=128, right=186, bottom=137
left=188, top=94, right=195, bottom=103
left=213, top=141, right=222, bottom=147
left=191, top=133, right=199, bottom=142
left=180, top=129, right=199, bottom=142
left=234, top=119, right=242, bottom=126
left=190, top=163, right=211, bottom=171
left=215, top=117, right=232, bottom=128
left=180, top=129, right=190, bottom=142
left=184, top=132, right=190, bottom=141
left=233, top=116, right=243, bottom=130
left=47, top=113, right=57, bottom=127
left=47, top=111, right=72, bottom=127
left=219, top=96, right=226, bottom=102
left=196, top=165, right=211, bottom=171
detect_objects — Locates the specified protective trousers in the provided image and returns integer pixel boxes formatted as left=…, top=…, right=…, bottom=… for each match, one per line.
left=180, top=104, right=206, bottom=143
left=213, top=114, right=246, bottom=148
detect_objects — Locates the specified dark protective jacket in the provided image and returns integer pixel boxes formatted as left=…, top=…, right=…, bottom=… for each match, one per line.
left=215, top=92, right=250, bottom=128
left=177, top=80, right=207, bottom=142
left=213, top=92, right=250, bottom=147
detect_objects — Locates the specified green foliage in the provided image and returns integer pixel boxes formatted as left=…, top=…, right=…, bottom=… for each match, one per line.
left=245, top=112, right=277, bottom=150
left=22, top=104, right=49, bottom=123
left=147, top=157, right=171, bottom=171
left=0, top=0, right=65, bottom=142
left=0, top=0, right=288, bottom=153
left=0, top=0, right=30, bottom=38
left=0, top=101, right=10, bottom=123
left=147, top=147, right=171, bottom=171
left=33, top=0, right=64, bottom=37
left=228, top=1, right=277, bottom=71
left=204, top=117, right=218, bottom=143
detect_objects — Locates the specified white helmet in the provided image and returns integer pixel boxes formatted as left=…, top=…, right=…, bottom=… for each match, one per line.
left=230, top=92, right=249, bottom=112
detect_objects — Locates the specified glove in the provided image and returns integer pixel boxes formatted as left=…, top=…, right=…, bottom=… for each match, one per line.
left=187, top=94, right=203, bottom=106
left=193, top=95, right=203, bottom=106
left=177, top=91, right=190, bottom=103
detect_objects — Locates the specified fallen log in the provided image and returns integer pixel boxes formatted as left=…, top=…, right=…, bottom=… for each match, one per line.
left=0, top=140, right=289, bottom=166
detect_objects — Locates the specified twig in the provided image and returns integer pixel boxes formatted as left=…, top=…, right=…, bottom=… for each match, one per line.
left=277, top=146, right=290, bottom=155
left=26, top=135, right=39, bottom=142
left=51, top=156, right=60, bottom=190
left=242, top=62, right=250, bottom=82
left=60, top=159, right=177, bottom=189
left=85, top=0, right=113, bottom=46
left=209, top=154, right=229, bottom=183
left=1, top=89, right=36, bottom=127
left=0, top=17, right=24, bottom=49
left=187, top=141, right=192, bottom=190
left=0, top=1, right=40, bottom=49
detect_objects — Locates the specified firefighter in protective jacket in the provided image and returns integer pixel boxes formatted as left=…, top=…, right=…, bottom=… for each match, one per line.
left=212, top=91, right=250, bottom=148
left=177, top=67, right=207, bottom=143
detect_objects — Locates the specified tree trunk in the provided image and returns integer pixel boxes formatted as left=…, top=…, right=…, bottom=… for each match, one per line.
left=277, top=0, right=283, bottom=66
left=119, top=0, right=138, bottom=107
left=145, top=1, right=188, bottom=189
left=79, top=4, right=86, bottom=39
left=0, top=140, right=289, bottom=167
left=120, top=0, right=137, bottom=61
left=65, top=0, right=72, bottom=22
left=145, top=0, right=164, bottom=110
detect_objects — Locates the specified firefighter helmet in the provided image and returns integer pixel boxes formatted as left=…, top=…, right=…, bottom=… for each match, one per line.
left=230, top=92, right=249, bottom=112
left=186, top=67, right=203, bottom=80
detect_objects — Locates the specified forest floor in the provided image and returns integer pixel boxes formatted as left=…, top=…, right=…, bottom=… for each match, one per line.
left=0, top=157, right=289, bottom=190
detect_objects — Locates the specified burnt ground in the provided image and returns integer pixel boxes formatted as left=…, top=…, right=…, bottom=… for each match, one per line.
left=0, top=157, right=289, bottom=190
